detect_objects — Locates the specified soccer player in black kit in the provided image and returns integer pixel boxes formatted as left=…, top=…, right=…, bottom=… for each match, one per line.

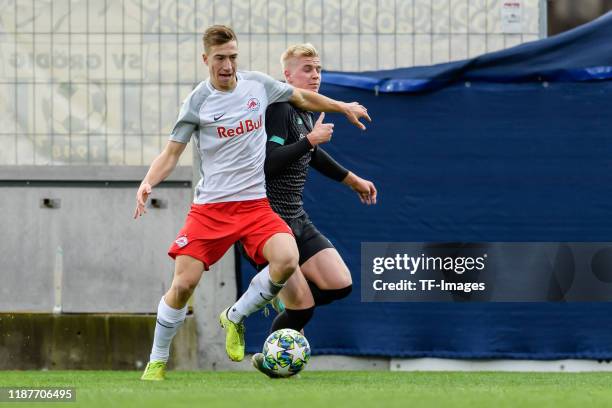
left=249, top=44, right=377, bottom=377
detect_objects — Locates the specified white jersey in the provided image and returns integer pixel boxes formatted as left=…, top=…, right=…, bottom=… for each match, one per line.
left=169, top=71, right=294, bottom=204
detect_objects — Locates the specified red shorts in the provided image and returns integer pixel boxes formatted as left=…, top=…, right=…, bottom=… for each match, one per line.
left=168, top=198, right=293, bottom=270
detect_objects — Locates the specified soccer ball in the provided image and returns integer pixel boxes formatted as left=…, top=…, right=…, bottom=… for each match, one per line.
left=262, top=328, right=311, bottom=377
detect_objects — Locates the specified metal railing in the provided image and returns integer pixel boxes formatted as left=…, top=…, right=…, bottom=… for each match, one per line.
left=0, top=0, right=543, bottom=166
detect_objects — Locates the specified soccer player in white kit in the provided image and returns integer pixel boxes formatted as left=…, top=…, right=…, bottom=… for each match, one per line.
left=135, top=25, right=370, bottom=380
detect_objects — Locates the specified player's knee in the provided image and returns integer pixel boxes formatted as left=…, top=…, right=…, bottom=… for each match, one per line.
left=308, top=282, right=353, bottom=306
left=170, top=278, right=197, bottom=300
left=271, top=251, right=299, bottom=279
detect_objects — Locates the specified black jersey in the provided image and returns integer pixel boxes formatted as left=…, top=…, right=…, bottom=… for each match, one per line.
left=264, top=102, right=349, bottom=220
left=264, top=102, right=315, bottom=219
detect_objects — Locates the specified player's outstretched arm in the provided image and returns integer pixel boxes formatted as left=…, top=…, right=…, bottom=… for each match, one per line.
left=289, top=88, right=371, bottom=130
left=342, top=171, right=378, bottom=205
left=310, top=147, right=378, bottom=205
left=133, top=141, right=187, bottom=218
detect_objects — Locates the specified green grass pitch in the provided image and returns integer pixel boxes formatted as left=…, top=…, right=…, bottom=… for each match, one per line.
left=1, top=371, right=611, bottom=407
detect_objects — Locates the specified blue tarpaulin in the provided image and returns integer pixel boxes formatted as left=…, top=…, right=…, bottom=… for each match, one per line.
left=241, top=12, right=612, bottom=358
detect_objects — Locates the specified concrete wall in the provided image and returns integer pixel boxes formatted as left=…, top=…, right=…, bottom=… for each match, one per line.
left=0, top=313, right=198, bottom=370
left=0, top=165, right=192, bottom=313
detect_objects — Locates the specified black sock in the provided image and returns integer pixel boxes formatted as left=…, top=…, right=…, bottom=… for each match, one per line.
left=270, top=307, right=315, bottom=333
left=307, top=282, right=353, bottom=306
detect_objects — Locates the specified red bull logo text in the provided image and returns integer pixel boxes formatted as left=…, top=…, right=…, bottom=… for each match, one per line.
left=217, top=115, right=262, bottom=138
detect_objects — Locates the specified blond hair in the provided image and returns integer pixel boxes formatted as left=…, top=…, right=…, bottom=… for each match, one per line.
left=281, top=43, right=319, bottom=69
left=202, top=25, right=237, bottom=53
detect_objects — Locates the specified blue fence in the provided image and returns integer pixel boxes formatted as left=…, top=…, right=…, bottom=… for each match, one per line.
left=241, top=12, right=612, bottom=358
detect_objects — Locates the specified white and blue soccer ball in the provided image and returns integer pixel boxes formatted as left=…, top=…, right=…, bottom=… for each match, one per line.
left=262, top=328, right=311, bottom=377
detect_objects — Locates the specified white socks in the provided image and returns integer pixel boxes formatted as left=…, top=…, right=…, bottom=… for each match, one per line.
left=149, top=296, right=188, bottom=363
left=149, top=268, right=284, bottom=362
left=227, top=265, right=284, bottom=323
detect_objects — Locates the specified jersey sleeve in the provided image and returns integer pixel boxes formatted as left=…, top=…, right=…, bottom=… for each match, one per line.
left=310, top=147, right=349, bottom=182
left=169, top=84, right=206, bottom=143
left=244, top=71, right=294, bottom=104
left=265, top=102, right=292, bottom=145
left=264, top=103, right=313, bottom=177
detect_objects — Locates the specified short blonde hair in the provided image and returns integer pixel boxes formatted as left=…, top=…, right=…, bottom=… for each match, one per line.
left=281, top=43, right=319, bottom=70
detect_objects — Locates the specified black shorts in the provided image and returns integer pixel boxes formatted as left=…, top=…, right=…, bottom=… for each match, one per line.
left=237, top=212, right=334, bottom=269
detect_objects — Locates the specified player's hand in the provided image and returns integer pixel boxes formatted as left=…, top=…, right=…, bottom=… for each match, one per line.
left=306, top=113, right=334, bottom=146
left=344, top=172, right=377, bottom=205
left=134, top=182, right=152, bottom=218
left=342, top=102, right=371, bottom=130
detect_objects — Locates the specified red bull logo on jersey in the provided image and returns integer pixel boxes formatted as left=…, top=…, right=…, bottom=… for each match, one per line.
left=217, top=115, right=262, bottom=138
left=246, top=97, right=260, bottom=112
